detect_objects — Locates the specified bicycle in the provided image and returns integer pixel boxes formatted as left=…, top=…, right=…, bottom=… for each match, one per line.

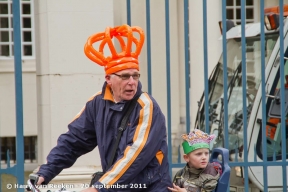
left=26, top=174, right=74, bottom=192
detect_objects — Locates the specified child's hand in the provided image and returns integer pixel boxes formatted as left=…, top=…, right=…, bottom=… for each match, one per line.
left=167, top=183, right=187, bottom=192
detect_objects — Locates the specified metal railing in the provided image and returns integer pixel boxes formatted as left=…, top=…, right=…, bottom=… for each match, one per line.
left=0, top=0, right=25, bottom=192
left=127, top=0, right=288, bottom=192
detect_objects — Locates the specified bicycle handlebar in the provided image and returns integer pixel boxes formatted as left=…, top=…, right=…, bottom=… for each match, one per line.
left=26, top=174, right=41, bottom=192
left=26, top=174, right=73, bottom=192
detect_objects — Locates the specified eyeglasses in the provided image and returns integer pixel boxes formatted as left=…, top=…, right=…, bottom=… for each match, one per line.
left=113, top=73, right=140, bottom=80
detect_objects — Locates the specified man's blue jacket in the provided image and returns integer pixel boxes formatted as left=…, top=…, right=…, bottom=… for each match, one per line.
left=37, top=81, right=172, bottom=191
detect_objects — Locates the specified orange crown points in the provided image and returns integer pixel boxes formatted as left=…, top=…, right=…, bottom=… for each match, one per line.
left=84, top=24, right=145, bottom=74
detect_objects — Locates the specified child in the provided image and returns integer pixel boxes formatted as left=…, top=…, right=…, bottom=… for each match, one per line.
left=168, top=129, right=222, bottom=192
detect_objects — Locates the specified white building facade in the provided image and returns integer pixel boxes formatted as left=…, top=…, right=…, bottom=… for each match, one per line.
left=0, top=0, right=287, bottom=185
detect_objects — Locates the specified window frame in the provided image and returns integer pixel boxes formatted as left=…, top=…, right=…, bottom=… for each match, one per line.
left=0, top=136, right=37, bottom=163
left=0, top=0, right=35, bottom=60
left=226, top=0, right=256, bottom=25
left=256, top=58, right=288, bottom=161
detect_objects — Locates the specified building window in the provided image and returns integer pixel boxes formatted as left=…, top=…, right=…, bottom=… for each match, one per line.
left=226, top=0, right=254, bottom=25
left=0, top=0, right=34, bottom=59
left=0, top=137, right=16, bottom=163
left=0, top=136, right=37, bottom=163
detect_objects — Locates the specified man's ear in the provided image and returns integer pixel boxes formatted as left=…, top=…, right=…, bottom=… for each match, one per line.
left=183, top=154, right=189, bottom=163
left=105, top=75, right=112, bottom=85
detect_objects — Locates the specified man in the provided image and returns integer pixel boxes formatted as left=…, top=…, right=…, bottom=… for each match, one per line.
left=35, top=24, right=172, bottom=191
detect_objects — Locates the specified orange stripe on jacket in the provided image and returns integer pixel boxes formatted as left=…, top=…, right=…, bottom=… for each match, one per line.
left=99, top=92, right=153, bottom=185
left=156, top=150, right=164, bottom=165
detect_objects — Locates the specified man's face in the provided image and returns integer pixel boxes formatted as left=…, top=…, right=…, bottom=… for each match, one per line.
left=183, top=148, right=209, bottom=169
left=105, top=69, right=140, bottom=102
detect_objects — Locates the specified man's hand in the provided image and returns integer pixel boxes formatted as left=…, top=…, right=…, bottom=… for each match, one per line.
left=81, top=187, right=98, bottom=192
left=36, top=176, right=45, bottom=185
left=167, top=183, right=187, bottom=192
left=36, top=177, right=98, bottom=192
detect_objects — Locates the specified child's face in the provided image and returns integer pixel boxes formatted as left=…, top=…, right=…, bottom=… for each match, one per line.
left=184, top=148, right=209, bottom=169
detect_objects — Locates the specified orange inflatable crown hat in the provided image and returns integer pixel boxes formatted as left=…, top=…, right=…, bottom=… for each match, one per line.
left=84, top=24, right=145, bottom=75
